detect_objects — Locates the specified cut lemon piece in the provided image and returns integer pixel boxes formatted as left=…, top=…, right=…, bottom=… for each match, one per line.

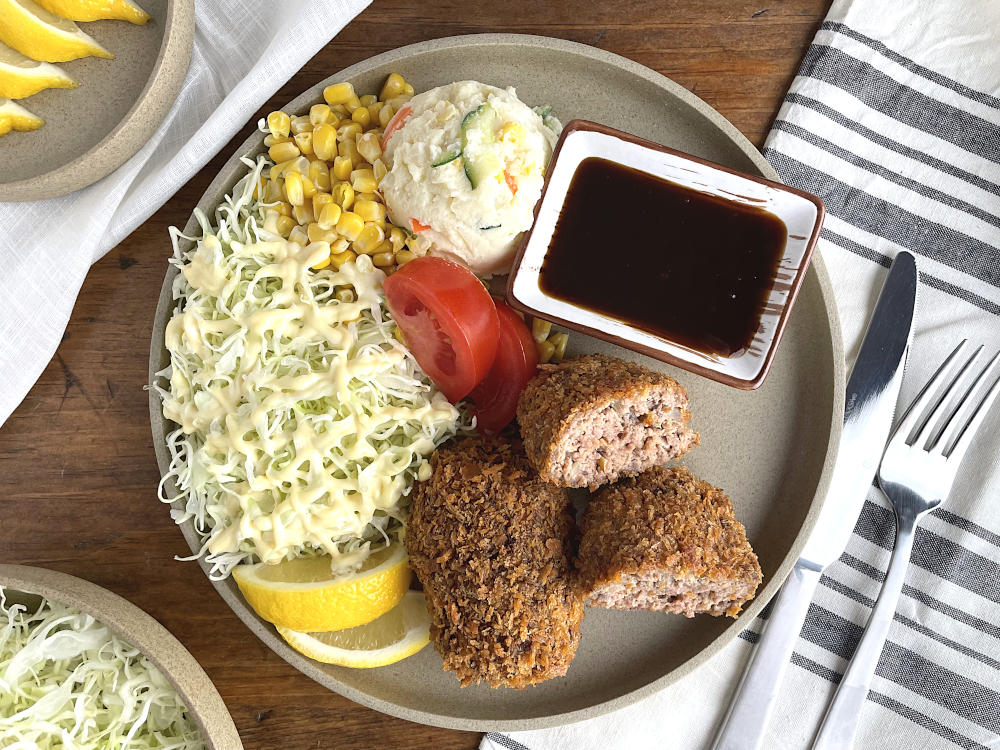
left=278, top=590, right=431, bottom=668
left=0, top=0, right=112, bottom=62
left=0, top=96, right=42, bottom=135
left=0, top=42, right=75, bottom=98
left=233, top=542, right=412, bottom=632
left=35, top=0, right=148, bottom=24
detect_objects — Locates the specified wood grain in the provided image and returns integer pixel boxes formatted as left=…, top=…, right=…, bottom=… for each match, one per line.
left=0, top=1, right=828, bottom=747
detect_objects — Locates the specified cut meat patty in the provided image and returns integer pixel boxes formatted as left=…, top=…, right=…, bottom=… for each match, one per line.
left=577, top=466, right=762, bottom=618
left=407, top=435, right=583, bottom=688
left=516, top=353, right=698, bottom=488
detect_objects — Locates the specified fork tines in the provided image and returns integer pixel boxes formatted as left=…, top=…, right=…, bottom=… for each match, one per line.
left=900, top=341, right=1000, bottom=459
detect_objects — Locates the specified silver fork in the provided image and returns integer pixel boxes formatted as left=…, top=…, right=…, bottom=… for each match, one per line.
left=811, top=340, right=1000, bottom=750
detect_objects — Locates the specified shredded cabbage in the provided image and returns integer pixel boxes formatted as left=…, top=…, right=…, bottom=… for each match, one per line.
left=0, top=587, right=205, bottom=750
left=154, top=157, right=469, bottom=579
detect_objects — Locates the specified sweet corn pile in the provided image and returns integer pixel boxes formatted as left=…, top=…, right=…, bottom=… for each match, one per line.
left=255, top=73, right=423, bottom=276
left=254, top=72, right=569, bottom=364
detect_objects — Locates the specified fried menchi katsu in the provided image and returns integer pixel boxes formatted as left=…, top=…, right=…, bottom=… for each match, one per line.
left=516, top=353, right=699, bottom=489
left=407, top=436, right=583, bottom=688
left=577, top=466, right=761, bottom=618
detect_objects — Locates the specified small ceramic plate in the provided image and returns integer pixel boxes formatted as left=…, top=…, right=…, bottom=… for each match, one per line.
left=0, top=564, right=243, bottom=750
left=507, top=119, right=825, bottom=390
left=0, top=0, right=193, bottom=202
left=149, top=34, right=845, bottom=731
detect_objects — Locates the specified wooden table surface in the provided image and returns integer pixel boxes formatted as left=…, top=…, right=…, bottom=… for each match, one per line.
left=0, top=1, right=829, bottom=747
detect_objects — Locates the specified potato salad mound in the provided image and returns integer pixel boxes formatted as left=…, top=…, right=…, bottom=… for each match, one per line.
left=381, top=80, right=560, bottom=277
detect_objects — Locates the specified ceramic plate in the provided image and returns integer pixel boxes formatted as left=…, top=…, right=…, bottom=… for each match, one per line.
left=148, top=34, right=845, bottom=731
left=0, top=564, right=243, bottom=750
left=0, top=0, right=193, bottom=202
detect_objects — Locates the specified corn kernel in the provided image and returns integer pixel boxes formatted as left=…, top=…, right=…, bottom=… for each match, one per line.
left=350, top=168, right=377, bottom=193
left=372, top=251, right=395, bottom=267
left=532, top=317, right=552, bottom=344
left=263, top=133, right=290, bottom=148
left=293, top=202, right=315, bottom=225
left=331, top=249, right=357, bottom=268
left=354, top=199, right=386, bottom=224
left=385, top=95, right=411, bottom=110
left=323, top=82, right=355, bottom=106
left=331, top=155, right=352, bottom=181
left=351, top=106, right=371, bottom=128
left=356, top=192, right=378, bottom=202
left=273, top=156, right=309, bottom=178
left=267, top=111, right=291, bottom=138
left=312, top=191, right=333, bottom=216
left=330, top=237, right=350, bottom=254
left=389, top=226, right=406, bottom=252
left=352, top=222, right=384, bottom=253
left=332, top=182, right=355, bottom=210
left=359, top=93, right=377, bottom=107
left=275, top=200, right=292, bottom=217
left=380, top=73, right=406, bottom=101
left=284, top=172, right=305, bottom=206
left=312, top=123, right=337, bottom=161
left=293, top=131, right=313, bottom=156
left=395, top=249, right=416, bottom=265
left=275, top=215, right=295, bottom=238
left=309, top=103, right=334, bottom=127
left=337, top=122, right=363, bottom=141
left=317, top=202, right=342, bottom=230
left=308, top=222, right=337, bottom=244
left=357, top=132, right=381, bottom=164
left=300, top=175, right=317, bottom=199
left=401, top=82, right=414, bottom=97
left=307, top=241, right=332, bottom=269
left=367, top=102, right=383, bottom=120
left=309, top=160, right=331, bottom=192
left=288, top=225, right=309, bottom=246
left=336, top=211, right=365, bottom=241
left=268, top=141, right=300, bottom=163
left=372, top=158, right=388, bottom=183
left=538, top=339, right=556, bottom=364
left=344, top=94, right=362, bottom=113
left=336, top=288, right=356, bottom=303
left=549, top=332, right=569, bottom=363
left=290, top=115, right=313, bottom=135
left=378, top=104, right=395, bottom=128
left=330, top=104, right=349, bottom=119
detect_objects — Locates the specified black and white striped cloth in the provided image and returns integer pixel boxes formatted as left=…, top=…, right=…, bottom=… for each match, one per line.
left=485, top=2, right=1000, bottom=748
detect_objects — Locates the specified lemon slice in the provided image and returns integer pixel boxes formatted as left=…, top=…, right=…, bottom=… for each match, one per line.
left=35, top=0, right=148, bottom=24
left=233, top=542, right=412, bottom=632
left=0, top=0, right=112, bottom=62
left=278, top=590, right=431, bottom=668
left=0, top=42, right=75, bottom=98
left=0, top=96, right=42, bottom=135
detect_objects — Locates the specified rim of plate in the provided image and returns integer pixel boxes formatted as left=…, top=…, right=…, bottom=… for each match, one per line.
left=0, top=564, right=243, bottom=750
left=148, top=33, right=845, bottom=731
left=0, top=0, right=195, bottom=202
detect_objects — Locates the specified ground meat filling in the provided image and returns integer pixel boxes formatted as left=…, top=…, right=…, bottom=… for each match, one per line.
left=517, top=354, right=699, bottom=489
left=577, top=466, right=762, bottom=618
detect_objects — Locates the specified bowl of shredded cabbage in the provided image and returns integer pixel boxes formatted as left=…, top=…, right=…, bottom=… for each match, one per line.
left=0, top=564, right=242, bottom=750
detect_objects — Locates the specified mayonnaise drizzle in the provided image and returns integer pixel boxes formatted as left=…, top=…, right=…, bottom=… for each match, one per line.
left=156, top=173, right=464, bottom=578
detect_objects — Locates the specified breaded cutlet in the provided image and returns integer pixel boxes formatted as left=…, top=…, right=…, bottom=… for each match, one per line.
left=516, top=353, right=699, bottom=489
left=406, top=435, right=583, bottom=688
left=577, top=466, right=761, bottom=618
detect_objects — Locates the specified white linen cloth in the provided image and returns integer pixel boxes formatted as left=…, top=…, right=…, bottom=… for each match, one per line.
left=485, top=1, right=1000, bottom=748
left=0, top=0, right=370, bottom=426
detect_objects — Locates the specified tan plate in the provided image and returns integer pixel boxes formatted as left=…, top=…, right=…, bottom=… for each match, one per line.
left=0, top=564, right=243, bottom=749
left=148, top=34, right=845, bottom=731
left=0, top=0, right=193, bottom=202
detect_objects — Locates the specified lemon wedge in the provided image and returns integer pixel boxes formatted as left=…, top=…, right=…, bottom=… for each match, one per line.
left=0, top=0, right=112, bottom=62
left=35, top=0, right=148, bottom=24
left=0, top=42, right=75, bottom=98
left=278, top=590, right=431, bottom=668
left=233, top=542, right=412, bottom=633
left=0, top=96, right=42, bottom=135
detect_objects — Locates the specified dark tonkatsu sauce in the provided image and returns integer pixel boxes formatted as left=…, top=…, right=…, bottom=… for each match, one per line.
left=539, top=157, right=787, bottom=357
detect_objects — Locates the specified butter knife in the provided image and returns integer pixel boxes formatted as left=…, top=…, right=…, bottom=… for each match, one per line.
left=710, top=250, right=919, bottom=750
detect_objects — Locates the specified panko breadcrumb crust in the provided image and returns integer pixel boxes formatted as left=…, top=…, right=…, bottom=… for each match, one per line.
left=516, top=353, right=699, bottom=488
left=577, top=466, right=762, bottom=618
left=407, top=436, right=584, bottom=688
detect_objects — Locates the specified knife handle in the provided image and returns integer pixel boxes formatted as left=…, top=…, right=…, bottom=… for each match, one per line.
left=709, top=563, right=822, bottom=750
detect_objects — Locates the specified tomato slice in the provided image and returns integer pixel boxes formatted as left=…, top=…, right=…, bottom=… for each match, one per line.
left=383, top=256, right=499, bottom=402
left=468, top=301, right=539, bottom=432
left=380, top=105, right=413, bottom=151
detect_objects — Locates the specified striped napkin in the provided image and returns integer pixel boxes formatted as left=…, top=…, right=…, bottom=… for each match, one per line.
left=484, top=1, right=1000, bottom=748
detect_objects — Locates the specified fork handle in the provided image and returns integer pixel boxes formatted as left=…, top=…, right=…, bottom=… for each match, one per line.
left=810, top=508, right=918, bottom=750
left=710, top=562, right=822, bottom=750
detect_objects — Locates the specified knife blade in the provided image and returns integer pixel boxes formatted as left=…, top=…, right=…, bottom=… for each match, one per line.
left=710, top=250, right=919, bottom=750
